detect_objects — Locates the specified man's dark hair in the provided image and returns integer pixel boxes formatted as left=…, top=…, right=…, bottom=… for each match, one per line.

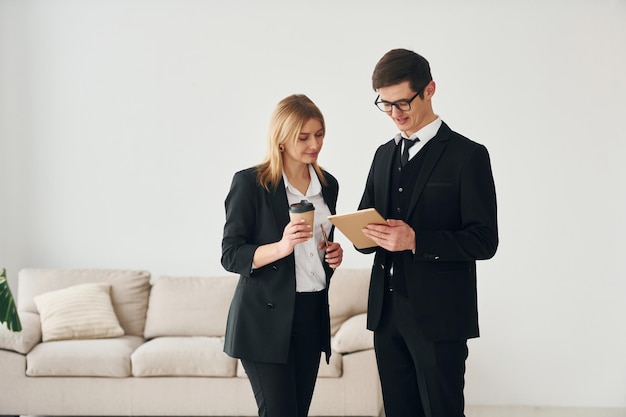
left=372, top=49, right=433, bottom=98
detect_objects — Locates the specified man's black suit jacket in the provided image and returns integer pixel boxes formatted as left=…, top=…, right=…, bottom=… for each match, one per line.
left=222, top=167, right=338, bottom=363
left=358, top=121, right=498, bottom=341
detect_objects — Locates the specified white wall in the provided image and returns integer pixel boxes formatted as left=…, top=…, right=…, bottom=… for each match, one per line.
left=1, top=0, right=625, bottom=410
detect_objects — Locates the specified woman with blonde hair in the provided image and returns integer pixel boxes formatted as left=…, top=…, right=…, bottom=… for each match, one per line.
left=221, top=94, right=343, bottom=417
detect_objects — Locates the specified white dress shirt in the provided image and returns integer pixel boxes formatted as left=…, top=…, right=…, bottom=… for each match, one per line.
left=395, top=116, right=442, bottom=162
left=283, top=164, right=332, bottom=292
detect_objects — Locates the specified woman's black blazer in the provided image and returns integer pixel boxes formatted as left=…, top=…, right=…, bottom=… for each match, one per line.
left=221, top=166, right=339, bottom=364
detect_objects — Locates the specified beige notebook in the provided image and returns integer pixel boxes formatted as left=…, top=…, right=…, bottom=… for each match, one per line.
left=328, top=208, right=386, bottom=249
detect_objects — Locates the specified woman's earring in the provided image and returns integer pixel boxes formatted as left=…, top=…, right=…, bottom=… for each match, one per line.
left=279, top=144, right=285, bottom=152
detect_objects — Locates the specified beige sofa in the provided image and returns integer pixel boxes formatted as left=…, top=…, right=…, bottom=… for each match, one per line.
left=0, top=268, right=382, bottom=417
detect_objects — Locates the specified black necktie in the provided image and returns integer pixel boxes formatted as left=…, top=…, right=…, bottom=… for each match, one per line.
left=401, top=138, right=419, bottom=167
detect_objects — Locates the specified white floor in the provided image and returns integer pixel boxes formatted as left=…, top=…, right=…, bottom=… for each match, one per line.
left=375, top=405, right=626, bottom=417
left=18, top=407, right=626, bottom=417
left=465, top=406, right=626, bottom=417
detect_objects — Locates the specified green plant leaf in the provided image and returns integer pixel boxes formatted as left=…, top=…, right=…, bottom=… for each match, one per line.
left=0, top=268, right=22, bottom=332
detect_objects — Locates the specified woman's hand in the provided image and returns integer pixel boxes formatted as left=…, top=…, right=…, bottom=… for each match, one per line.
left=278, top=219, right=313, bottom=255
left=251, top=219, right=312, bottom=269
left=319, top=241, right=343, bottom=270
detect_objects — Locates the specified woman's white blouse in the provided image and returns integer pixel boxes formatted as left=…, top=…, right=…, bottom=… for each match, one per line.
left=283, top=165, right=332, bottom=293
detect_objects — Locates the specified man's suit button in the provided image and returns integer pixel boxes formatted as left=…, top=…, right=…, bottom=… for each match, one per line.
left=267, top=303, right=275, bottom=309
left=272, top=265, right=278, bottom=271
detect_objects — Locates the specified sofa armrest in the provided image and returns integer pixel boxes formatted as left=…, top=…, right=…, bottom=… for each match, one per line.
left=0, top=311, right=41, bottom=354
left=331, top=313, right=373, bottom=354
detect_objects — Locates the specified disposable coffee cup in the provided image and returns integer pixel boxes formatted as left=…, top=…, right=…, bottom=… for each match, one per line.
left=289, top=200, right=315, bottom=237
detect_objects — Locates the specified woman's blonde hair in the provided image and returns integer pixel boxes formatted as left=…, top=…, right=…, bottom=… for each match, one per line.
left=257, top=94, right=327, bottom=191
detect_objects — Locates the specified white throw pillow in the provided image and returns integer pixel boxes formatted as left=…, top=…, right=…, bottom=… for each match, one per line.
left=331, top=313, right=373, bottom=354
left=18, top=269, right=151, bottom=337
left=34, top=283, right=124, bottom=342
left=328, top=269, right=370, bottom=335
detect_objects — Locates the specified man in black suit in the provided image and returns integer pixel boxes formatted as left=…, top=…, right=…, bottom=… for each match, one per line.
left=358, top=49, right=498, bottom=417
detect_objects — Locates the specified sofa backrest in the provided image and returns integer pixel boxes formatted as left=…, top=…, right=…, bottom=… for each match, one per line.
left=328, top=268, right=371, bottom=335
left=143, top=274, right=238, bottom=339
left=17, top=269, right=151, bottom=337
left=143, top=268, right=371, bottom=338
left=15, top=268, right=371, bottom=340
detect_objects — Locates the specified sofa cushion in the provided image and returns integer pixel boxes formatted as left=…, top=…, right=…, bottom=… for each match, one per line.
left=317, top=349, right=343, bottom=378
left=144, top=275, right=238, bottom=338
left=328, top=269, right=370, bottom=335
left=34, top=283, right=124, bottom=342
left=131, top=336, right=237, bottom=377
left=18, top=269, right=151, bottom=337
left=331, top=313, right=374, bottom=354
left=26, top=335, right=144, bottom=377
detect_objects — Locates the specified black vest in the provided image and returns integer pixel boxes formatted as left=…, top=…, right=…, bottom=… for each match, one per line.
left=385, top=140, right=433, bottom=295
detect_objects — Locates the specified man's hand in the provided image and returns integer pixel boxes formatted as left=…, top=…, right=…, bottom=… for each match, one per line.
left=362, top=219, right=416, bottom=253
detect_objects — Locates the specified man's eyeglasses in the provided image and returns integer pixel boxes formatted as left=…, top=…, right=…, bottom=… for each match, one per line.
left=374, top=83, right=429, bottom=113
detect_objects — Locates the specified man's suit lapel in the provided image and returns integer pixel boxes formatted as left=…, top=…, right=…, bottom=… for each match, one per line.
left=375, top=141, right=397, bottom=217
left=406, top=123, right=451, bottom=218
